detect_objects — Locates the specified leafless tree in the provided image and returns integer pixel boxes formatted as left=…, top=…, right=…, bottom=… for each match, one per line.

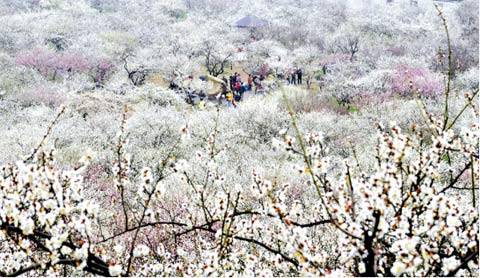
left=121, top=54, right=148, bottom=86
left=198, top=41, right=233, bottom=77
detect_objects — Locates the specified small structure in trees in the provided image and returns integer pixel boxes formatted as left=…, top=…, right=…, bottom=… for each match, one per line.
left=234, top=15, right=268, bottom=28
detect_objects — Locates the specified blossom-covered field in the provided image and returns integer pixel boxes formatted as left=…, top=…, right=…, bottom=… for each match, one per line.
left=0, top=0, right=478, bottom=276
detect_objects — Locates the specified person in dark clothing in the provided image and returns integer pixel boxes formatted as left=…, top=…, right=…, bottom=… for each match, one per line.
left=238, top=83, right=246, bottom=100
left=297, top=68, right=302, bottom=85
left=234, top=91, right=241, bottom=103
left=221, top=82, right=227, bottom=95
left=229, top=74, right=235, bottom=91
left=222, top=76, right=228, bottom=87
left=291, top=69, right=297, bottom=85
left=233, top=72, right=238, bottom=87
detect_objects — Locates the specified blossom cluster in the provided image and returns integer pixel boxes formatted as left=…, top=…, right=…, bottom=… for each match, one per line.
left=274, top=117, right=479, bottom=276
left=0, top=103, right=478, bottom=276
left=0, top=148, right=104, bottom=276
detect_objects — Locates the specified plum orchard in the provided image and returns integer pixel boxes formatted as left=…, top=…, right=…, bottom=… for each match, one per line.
left=0, top=83, right=478, bottom=276
left=0, top=0, right=478, bottom=276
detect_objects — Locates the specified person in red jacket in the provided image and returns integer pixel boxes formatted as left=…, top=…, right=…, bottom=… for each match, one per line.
left=247, top=74, right=253, bottom=91
left=234, top=81, right=240, bottom=93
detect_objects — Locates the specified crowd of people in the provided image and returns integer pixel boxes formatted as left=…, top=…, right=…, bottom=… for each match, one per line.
left=218, top=72, right=267, bottom=108
left=172, top=66, right=304, bottom=110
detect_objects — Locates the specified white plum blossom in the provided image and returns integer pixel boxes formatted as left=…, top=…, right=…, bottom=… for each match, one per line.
left=20, top=218, right=34, bottom=235
left=391, top=261, right=406, bottom=276
left=133, top=244, right=150, bottom=257
left=109, top=264, right=123, bottom=276
left=114, top=244, right=124, bottom=255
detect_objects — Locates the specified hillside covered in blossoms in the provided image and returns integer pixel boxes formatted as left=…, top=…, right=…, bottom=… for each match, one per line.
left=0, top=0, right=478, bottom=276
